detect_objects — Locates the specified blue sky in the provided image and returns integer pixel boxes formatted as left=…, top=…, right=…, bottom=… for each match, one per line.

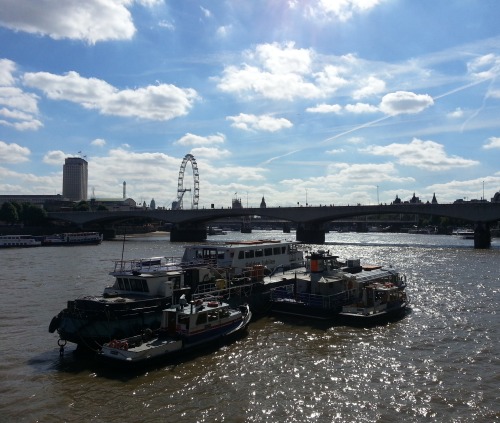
left=1, top=0, right=500, bottom=208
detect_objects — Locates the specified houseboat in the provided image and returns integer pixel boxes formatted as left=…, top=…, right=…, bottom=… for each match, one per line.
left=269, top=250, right=408, bottom=324
left=0, top=235, right=41, bottom=248
left=99, top=297, right=251, bottom=365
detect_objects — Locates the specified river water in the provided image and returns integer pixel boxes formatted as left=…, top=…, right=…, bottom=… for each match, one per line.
left=0, top=231, right=498, bottom=422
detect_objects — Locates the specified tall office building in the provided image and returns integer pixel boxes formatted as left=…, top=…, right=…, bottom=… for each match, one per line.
left=62, top=157, right=88, bottom=201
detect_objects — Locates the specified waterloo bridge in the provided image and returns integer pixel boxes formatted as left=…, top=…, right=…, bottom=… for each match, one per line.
left=46, top=202, right=500, bottom=248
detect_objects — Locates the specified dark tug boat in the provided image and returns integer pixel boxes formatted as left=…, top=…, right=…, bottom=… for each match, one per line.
left=49, top=257, right=204, bottom=352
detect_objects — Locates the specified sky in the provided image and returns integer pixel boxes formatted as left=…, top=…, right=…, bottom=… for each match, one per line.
left=1, top=0, right=500, bottom=209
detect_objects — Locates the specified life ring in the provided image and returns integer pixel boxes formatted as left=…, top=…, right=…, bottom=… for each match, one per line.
left=208, top=301, right=219, bottom=307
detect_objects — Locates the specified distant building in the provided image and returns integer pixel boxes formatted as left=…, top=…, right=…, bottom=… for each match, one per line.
left=62, top=157, right=88, bottom=201
left=150, top=198, right=156, bottom=210
left=260, top=196, right=267, bottom=208
left=409, top=193, right=422, bottom=204
left=492, top=191, right=500, bottom=202
left=232, top=197, right=243, bottom=209
left=431, top=193, right=438, bottom=204
left=392, top=195, right=401, bottom=204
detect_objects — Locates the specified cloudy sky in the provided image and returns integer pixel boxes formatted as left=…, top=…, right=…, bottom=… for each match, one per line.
left=1, top=0, right=500, bottom=208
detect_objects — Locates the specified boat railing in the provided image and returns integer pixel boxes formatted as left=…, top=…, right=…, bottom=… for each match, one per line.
left=192, top=280, right=255, bottom=301
left=112, top=257, right=183, bottom=273
left=270, top=284, right=351, bottom=309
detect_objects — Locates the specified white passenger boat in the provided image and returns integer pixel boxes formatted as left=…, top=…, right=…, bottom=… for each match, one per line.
left=452, top=228, right=474, bottom=239
left=181, top=240, right=304, bottom=276
left=42, top=232, right=103, bottom=245
left=0, top=235, right=41, bottom=248
left=99, top=298, right=251, bottom=365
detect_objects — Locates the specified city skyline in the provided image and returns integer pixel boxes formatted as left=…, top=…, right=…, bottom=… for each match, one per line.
left=1, top=1, right=500, bottom=208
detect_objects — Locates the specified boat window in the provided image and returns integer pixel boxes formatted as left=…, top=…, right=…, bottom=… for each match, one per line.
left=273, top=247, right=281, bottom=255
left=117, top=278, right=125, bottom=290
left=141, top=280, right=149, bottom=292
left=264, top=248, right=273, bottom=256
left=123, top=278, right=131, bottom=291
left=238, top=251, right=244, bottom=259
left=168, top=276, right=181, bottom=290
left=245, top=250, right=254, bottom=259
left=203, top=249, right=218, bottom=260
left=282, top=246, right=286, bottom=254
left=196, top=312, right=207, bottom=325
left=130, top=279, right=143, bottom=291
left=255, top=249, right=263, bottom=258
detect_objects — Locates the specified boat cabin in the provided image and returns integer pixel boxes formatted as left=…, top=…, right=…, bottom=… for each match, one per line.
left=161, top=299, right=235, bottom=337
left=181, top=240, right=304, bottom=274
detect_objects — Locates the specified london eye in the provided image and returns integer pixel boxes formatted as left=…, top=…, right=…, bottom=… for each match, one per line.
left=173, top=153, right=199, bottom=210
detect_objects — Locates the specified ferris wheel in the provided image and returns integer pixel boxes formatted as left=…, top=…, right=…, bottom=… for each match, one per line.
left=173, top=153, right=199, bottom=210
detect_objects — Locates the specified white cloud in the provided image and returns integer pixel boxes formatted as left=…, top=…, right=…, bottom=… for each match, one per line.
left=326, top=162, right=413, bottom=183
left=326, top=148, right=345, bottom=154
left=353, top=76, right=386, bottom=99
left=0, top=140, right=30, bottom=163
left=344, top=102, right=379, bottom=113
left=227, top=113, right=293, bottom=132
left=306, top=103, right=342, bottom=113
left=0, top=0, right=162, bottom=44
left=23, top=71, right=198, bottom=121
left=216, top=25, right=232, bottom=38
left=313, top=65, right=348, bottom=94
left=0, top=59, right=42, bottom=131
left=447, top=107, right=464, bottom=118
left=379, top=91, right=434, bottom=116
left=190, top=147, right=231, bottom=159
left=200, top=6, right=211, bottom=18
left=175, top=133, right=225, bottom=146
left=307, top=0, right=384, bottom=22
left=483, top=136, right=500, bottom=149
left=217, top=43, right=323, bottom=101
left=362, top=138, right=479, bottom=170
left=43, top=150, right=67, bottom=165
left=91, top=138, right=106, bottom=147
left=252, top=42, right=312, bottom=75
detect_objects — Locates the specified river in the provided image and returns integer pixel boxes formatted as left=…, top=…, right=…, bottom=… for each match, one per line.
left=0, top=231, right=498, bottom=422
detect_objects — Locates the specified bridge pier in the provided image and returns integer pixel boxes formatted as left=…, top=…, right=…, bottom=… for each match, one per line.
left=296, top=222, right=326, bottom=244
left=170, top=223, right=207, bottom=242
left=474, top=223, right=491, bottom=249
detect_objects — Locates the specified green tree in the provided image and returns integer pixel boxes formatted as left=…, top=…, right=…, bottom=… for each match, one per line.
left=73, top=201, right=90, bottom=211
left=0, top=202, right=19, bottom=224
left=21, top=203, right=48, bottom=225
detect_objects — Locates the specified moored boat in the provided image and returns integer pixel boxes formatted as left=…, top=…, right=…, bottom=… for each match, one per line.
left=269, top=250, right=408, bottom=324
left=99, top=297, right=251, bottom=365
left=42, top=232, right=103, bottom=246
left=48, top=240, right=304, bottom=352
left=0, top=234, right=41, bottom=248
